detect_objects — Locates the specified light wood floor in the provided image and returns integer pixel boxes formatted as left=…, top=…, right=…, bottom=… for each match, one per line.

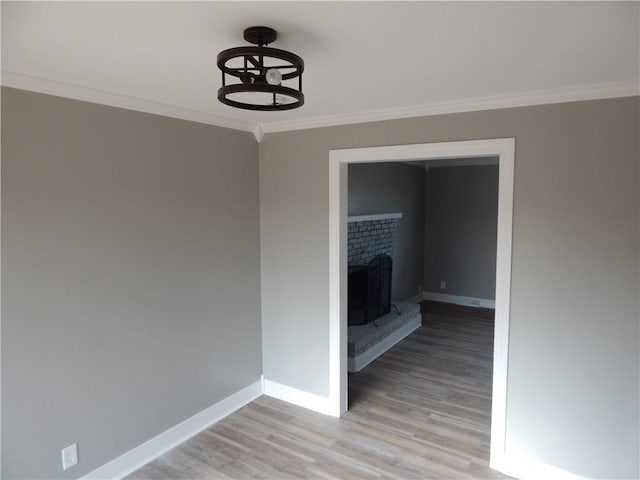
left=128, top=301, right=511, bottom=479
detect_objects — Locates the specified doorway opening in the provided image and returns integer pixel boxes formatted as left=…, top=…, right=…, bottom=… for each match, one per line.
left=328, top=139, right=515, bottom=470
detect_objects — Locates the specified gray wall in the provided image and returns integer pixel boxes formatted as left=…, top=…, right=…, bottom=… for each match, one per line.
left=1, top=88, right=262, bottom=479
left=348, top=162, right=425, bottom=301
left=3, top=87, right=638, bottom=480
left=259, top=97, right=639, bottom=478
left=423, top=165, right=498, bottom=300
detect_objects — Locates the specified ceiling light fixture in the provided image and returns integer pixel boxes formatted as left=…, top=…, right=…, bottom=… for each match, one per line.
left=217, top=26, right=304, bottom=111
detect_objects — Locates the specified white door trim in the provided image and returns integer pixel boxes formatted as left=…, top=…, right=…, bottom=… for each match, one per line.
left=328, top=138, right=515, bottom=471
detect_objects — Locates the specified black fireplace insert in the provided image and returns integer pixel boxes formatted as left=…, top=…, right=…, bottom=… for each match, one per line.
left=348, top=254, right=392, bottom=326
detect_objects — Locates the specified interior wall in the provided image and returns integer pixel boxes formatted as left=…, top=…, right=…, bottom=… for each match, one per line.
left=348, top=162, right=425, bottom=301
left=1, top=87, right=263, bottom=479
left=423, top=165, right=499, bottom=300
left=259, top=97, right=640, bottom=478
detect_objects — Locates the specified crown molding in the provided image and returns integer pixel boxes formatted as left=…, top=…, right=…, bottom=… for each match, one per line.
left=1, top=70, right=256, bottom=134
left=259, top=81, right=640, bottom=134
left=3, top=71, right=637, bottom=141
left=252, top=124, right=265, bottom=143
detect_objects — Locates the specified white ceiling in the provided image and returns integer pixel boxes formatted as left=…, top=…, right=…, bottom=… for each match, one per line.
left=2, top=1, right=638, bottom=138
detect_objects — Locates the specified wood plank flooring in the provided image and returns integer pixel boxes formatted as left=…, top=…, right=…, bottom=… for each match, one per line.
left=128, top=301, right=511, bottom=479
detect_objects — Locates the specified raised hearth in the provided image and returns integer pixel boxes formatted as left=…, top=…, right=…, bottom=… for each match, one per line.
left=348, top=302, right=421, bottom=372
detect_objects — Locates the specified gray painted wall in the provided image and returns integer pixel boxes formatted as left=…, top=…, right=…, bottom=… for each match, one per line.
left=3, top=87, right=638, bottom=480
left=423, top=165, right=499, bottom=300
left=259, top=97, right=639, bottom=478
left=1, top=88, right=262, bottom=479
left=348, top=162, right=425, bottom=301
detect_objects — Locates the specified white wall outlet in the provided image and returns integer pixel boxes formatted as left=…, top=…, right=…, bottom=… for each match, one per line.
left=61, top=443, right=78, bottom=470
left=440, top=281, right=446, bottom=290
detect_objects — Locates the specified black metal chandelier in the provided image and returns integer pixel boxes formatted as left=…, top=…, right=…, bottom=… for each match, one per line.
left=217, top=26, right=304, bottom=111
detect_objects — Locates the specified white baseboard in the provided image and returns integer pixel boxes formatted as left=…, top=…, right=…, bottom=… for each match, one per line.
left=492, top=449, right=588, bottom=480
left=263, top=378, right=333, bottom=416
left=348, top=313, right=422, bottom=372
left=423, top=291, right=495, bottom=309
left=81, top=379, right=263, bottom=480
left=402, top=293, right=426, bottom=304
left=74, top=371, right=589, bottom=480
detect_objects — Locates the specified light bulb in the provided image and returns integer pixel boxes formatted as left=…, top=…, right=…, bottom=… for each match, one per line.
left=265, top=68, right=282, bottom=86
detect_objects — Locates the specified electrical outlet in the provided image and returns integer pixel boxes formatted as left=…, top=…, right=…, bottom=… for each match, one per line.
left=440, top=281, right=446, bottom=290
left=61, top=443, right=78, bottom=470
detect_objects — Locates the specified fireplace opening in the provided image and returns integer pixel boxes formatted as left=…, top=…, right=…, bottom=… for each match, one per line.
left=348, top=254, right=392, bottom=326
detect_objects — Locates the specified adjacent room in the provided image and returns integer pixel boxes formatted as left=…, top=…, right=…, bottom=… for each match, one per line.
left=2, top=2, right=638, bottom=480
left=345, top=160, right=499, bottom=374
left=343, top=159, right=502, bottom=479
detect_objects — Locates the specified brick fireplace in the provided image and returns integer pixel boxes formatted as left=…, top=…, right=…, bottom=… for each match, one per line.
left=347, top=213, right=402, bottom=325
left=347, top=213, right=402, bottom=265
